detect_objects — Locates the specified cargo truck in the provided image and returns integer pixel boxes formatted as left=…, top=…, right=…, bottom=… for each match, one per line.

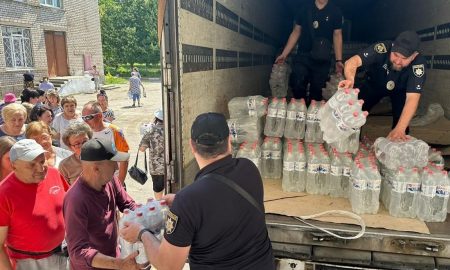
left=158, top=0, right=450, bottom=268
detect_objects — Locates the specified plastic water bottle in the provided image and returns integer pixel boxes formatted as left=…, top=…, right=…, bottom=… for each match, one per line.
left=429, top=148, right=445, bottom=170
left=294, top=143, right=307, bottom=192
left=119, top=209, right=135, bottom=258
left=415, top=169, right=436, bottom=221
left=261, top=137, right=282, bottom=179
left=228, top=95, right=268, bottom=118
left=328, top=152, right=343, bottom=197
left=401, top=167, right=421, bottom=218
left=364, top=165, right=381, bottom=214
left=274, top=98, right=287, bottom=137
left=431, top=170, right=450, bottom=222
left=388, top=167, right=408, bottom=217
left=133, top=212, right=149, bottom=264
left=228, top=117, right=263, bottom=144
left=282, top=143, right=296, bottom=192
left=305, top=101, right=317, bottom=142
left=306, top=150, right=320, bottom=194
left=261, top=138, right=272, bottom=179
left=318, top=149, right=330, bottom=195
left=271, top=138, right=283, bottom=179
left=350, top=163, right=367, bottom=214
left=284, top=98, right=306, bottom=139
left=264, top=98, right=279, bottom=137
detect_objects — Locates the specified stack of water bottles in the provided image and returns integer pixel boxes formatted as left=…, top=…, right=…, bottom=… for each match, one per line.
left=119, top=199, right=169, bottom=264
left=349, top=145, right=382, bottom=214
left=228, top=95, right=268, bottom=118
left=284, top=98, right=307, bottom=140
left=261, top=137, right=283, bottom=179
left=282, top=139, right=307, bottom=192
left=228, top=117, right=263, bottom=145
left=304, top=100, right=325, bottom=143
left=269, top=63, right=291, bottom=97
left=236, top=140, right=262, bottom=171
left=319, top=88, right=369, bottom=149
left=327, top=148, right=352, bottom=198
left=374, top=136, right=429, bottom=170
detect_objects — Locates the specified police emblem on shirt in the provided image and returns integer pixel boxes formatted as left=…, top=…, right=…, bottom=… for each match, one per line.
left=386, top=80, right=395, bottom=91
left=165, top=210, right=178, bottom=234
left=313, top=21, right=319, bottom=29
left=413, top=64, right=425, bottom=78
left=374, top=43, right=387, bottom=54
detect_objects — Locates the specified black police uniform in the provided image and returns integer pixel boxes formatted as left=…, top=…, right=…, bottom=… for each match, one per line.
left=164, top=155, right=275, bottom=270
left=356, top=41, right=427, bottom=130
left=292, top=1, right=343, bottom=101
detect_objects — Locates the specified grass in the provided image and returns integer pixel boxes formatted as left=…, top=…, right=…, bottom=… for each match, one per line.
left=104, top=73, right=129, bottom=85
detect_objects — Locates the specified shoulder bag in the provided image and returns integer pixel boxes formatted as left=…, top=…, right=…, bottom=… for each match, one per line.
left=128, top=151, right=148, bottom=185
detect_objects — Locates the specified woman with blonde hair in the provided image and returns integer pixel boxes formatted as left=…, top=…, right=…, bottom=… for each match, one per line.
left=26, top=121, right=72, bottom=167
left=0, top=103, right=27, bottom=140
left=0, top=136, right=16, bottom=181
left=45, top=89, right=62, bottom=115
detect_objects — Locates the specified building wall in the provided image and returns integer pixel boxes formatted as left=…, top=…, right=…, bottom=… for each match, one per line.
left=0, top=0, right=103, bottom=96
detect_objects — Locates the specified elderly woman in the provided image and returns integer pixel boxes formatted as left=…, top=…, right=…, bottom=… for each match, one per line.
left=0, top=136, right=16, bottom=181
left=59, top=122, right=92, bottom=184
left=25, top=121, right=72, bottom=168
left=0, top=103, right=27, bottom=140
left=97, top=90, right=115, bottom=122
left=29, top=104, right=54, bottom=126
left=52, top=95, right=82, bottom=149
left=45, top=89, right=63, bottom=116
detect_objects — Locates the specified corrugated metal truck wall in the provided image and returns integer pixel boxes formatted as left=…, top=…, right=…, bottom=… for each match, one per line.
left=177, top=0, right=286, bottom=185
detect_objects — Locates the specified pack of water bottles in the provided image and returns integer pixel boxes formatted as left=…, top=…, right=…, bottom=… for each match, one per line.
left=228, top=95, right=268, bottom=118
left=319, top=88, right=369, bottom=145
left=322, top=74, right=344, bottom=100
left=228, top=116, right=264, bottom=144
left=380, top=164, right=450, bottom=222
left=349, top=147, right=382, bottom=215
left=264, top=97, right=287, bottom=137
left=236, top=140, right=262, bottom=170
left=284, top=98, right=307, bottom=140
left=269, top=63, right=291, bottom=97
left=428, top=148, right=445, bottom=169
left=282, top=139, right=307, bottom=192
left=304, top=100, right=325, bottom=143
left=374, top=136, right=429, bottom=169
left=261, top=137, right=283, bottom=179
left=119, top=199, right=169, bottom=264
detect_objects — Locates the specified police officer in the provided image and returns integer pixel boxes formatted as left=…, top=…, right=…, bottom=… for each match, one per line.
left=276, top=0, right=344, bottom=102
left=339, top=31, right=426, bottom=141
left=120, top=112, right=275, bottom=270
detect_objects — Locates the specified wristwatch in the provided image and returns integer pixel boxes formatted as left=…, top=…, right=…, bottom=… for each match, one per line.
left=138, top=228, right=154, bottom=242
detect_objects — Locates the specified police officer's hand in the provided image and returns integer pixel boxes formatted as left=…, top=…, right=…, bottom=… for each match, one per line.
left=335, top=61, right=344, bottom=75
left=387, top=128, right=409, bottom=141
left=275, top=54, right=287, bottom=64
left=120, top=222, right=145, bottom=243
left=338, top=79, right=354, bottom=89
left=162, top=193, right=176, bottom=207
left=117, top=251, right=140, bottom=270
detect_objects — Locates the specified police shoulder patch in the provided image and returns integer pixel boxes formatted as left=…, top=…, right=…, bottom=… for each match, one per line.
left=165, top=210, right=178, bottom=234
left=413, top=64, right=425, bottom=78
left=374, top=43, right=387, bottom=54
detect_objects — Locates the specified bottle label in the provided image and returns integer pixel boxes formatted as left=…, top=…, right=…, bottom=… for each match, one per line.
left=272, top=150, right=282, bottom=160
left=276, top=109, right=286, bottom=118
left=247, top=98, right=256, bottom=110
left=392, top=181, right=407, bottom=193
left=306, top=113, right=315, bottom=123
left=296, top=111, right=306, bottom=121
left=330, top=165, right=341, bottom=176
left=352, top=179, right=366, bottom=190
left=262, top=150, right=272, bottom=159
left=267, top=108, right=277, bottom=117
left=228, top=122, right=238, bottom=139
left=406, top=183, right=421, bottom=194
left=421, top=184, right=436, bottom=198
left=283, top=161, right=295, bottom=171
left=295, top=161, right=307, bottom=172
left=367, top=179, right=381, bottom=191
left=308, top=163, right=320, bottom=174
left=248, top=109, right=256, bottom=117
left=436, top=185, right=450, bottom=198
left=343, top=167, right=351, bottom=177
left=319, top=164, right=330, bottom=174
left=287, top=110, right=297, bottom=120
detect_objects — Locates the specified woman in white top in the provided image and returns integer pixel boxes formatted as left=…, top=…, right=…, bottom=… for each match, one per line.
left=26, top=121, right=72, bottom=168
left=52, top=95, right=82, bottom=149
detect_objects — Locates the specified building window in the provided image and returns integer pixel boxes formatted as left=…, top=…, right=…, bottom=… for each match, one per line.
left=1, top=26, right=34, bottom=69
left=39, top=0, right=61, bottom=8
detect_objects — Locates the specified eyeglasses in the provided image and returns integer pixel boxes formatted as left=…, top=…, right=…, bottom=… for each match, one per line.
left=69, top=140, right=88, bottom=148
left=82, top=113, right=100, bottom=121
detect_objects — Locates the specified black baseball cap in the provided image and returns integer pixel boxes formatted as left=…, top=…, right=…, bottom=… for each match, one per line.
left=392, top=31, right=420, bottom=57
left=80, top=138, right=130, bottom=162
left=191, top=112, right=230, bottom=145
left=23, top=72, right=34, bottom=82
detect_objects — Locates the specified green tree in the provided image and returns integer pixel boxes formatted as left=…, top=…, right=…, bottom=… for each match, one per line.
left=99, top=0, right=159, bottom=68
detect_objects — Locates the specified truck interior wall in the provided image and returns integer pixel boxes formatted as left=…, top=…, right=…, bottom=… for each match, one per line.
left=360, top=0, right=450, bottom=119
left=177, top=0, right=289, bottom=185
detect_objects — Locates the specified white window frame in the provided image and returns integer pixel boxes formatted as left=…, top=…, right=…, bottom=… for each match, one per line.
left=39, top=0, right=62, bottom=8
left=1, top=26, right=34, bottom=69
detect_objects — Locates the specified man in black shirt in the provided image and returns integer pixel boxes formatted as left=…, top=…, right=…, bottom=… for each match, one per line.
left=120, top=113, right=275, bottom=270
left=276, top=0, right=343, bottom=101
left=339, top=31, right=426, bottom=141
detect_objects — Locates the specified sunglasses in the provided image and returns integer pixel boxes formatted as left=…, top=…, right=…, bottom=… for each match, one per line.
left=82, top=112, right=100, bottom=121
